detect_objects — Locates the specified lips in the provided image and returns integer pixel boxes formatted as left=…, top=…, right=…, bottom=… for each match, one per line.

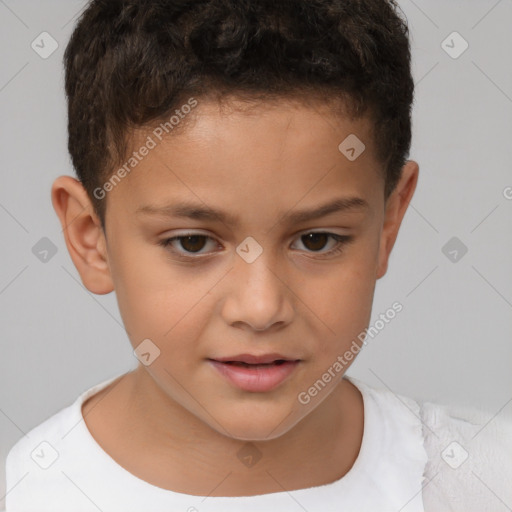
left=208, top=353, right=301, bottom=392
left=211, top=353, right=298, bottom=365
left=223, top=360, right=287, bottom=368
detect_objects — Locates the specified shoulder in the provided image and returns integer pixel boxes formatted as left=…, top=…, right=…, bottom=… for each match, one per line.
left=6, top=375, right=116, bottom=470
left=5, top=399, right=78, bottom=509
left=6, top=401, right=77, bottom=472
left=419, top=399, right=512, bottom=512
left=5, top=373, right=125, bottom=510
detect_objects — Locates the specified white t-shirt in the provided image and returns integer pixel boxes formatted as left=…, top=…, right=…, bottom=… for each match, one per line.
left=4, top=373, right=512, bottom=512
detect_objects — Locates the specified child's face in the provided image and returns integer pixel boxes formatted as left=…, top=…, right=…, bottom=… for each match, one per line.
left=56, top=98, right=418, bottom=440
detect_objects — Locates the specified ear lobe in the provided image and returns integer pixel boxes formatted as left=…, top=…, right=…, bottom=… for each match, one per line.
left=376, top=160, right=419, bottom=280
left=51, top=175, right=114, bottom=295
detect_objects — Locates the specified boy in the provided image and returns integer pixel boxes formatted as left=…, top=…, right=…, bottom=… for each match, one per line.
left=5, top=0, right=512, bottom=510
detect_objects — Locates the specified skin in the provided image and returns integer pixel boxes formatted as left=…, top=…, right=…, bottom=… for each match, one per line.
left=51, top=97, right=418, bottom=496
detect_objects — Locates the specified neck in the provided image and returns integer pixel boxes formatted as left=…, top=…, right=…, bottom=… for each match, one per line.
left=115, top=366, right=365, bottom=496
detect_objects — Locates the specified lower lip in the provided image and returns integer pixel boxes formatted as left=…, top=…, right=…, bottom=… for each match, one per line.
left=208, top=360, right=300, bottom=392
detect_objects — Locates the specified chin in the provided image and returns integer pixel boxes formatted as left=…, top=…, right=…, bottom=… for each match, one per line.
left=213, top=410, right=300, bottom=442
left=224, top=428, right=289, bottom=443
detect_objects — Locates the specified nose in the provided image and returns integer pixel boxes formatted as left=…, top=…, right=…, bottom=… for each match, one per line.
left=221, top=251, right=294, bottom=333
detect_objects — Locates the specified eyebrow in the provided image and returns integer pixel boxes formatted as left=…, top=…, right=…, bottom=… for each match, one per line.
left=136, top=196, right=369, bottom=226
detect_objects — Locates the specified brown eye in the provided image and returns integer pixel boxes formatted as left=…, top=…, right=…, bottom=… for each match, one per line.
left=177, top=235, right=208, bottom=253
left=292, top=232, right=353, bottom=258
left=159, top=233, right=216, bottom=257
left=301, top=233, right=330, bottom=252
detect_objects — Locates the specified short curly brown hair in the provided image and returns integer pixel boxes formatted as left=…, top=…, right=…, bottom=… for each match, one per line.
left=63, top=0, right=414, bottom=228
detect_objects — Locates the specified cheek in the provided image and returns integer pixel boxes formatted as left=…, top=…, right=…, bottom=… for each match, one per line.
left=107, top=236, right=212, bottom=352
left=299, top=244, right=378, bottom=359
left=309, top=252, right=377, bottom=322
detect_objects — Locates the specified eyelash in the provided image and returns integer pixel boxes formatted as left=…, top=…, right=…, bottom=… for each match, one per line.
left=158, top=232, right=353, bottom=261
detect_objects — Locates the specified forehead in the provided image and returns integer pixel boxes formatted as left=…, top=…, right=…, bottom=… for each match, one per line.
left=129, top=95, right=376, bottom=157
left=105, top=97, right=382, bottom=222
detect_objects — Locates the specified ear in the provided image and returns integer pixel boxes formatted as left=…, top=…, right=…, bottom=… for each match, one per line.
left=51, top=175, right=114, bottom=294
left=376, top=160, right=419, bottom=279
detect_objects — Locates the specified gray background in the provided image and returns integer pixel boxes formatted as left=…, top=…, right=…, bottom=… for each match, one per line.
left=1, top=0, right=512, bottom=508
